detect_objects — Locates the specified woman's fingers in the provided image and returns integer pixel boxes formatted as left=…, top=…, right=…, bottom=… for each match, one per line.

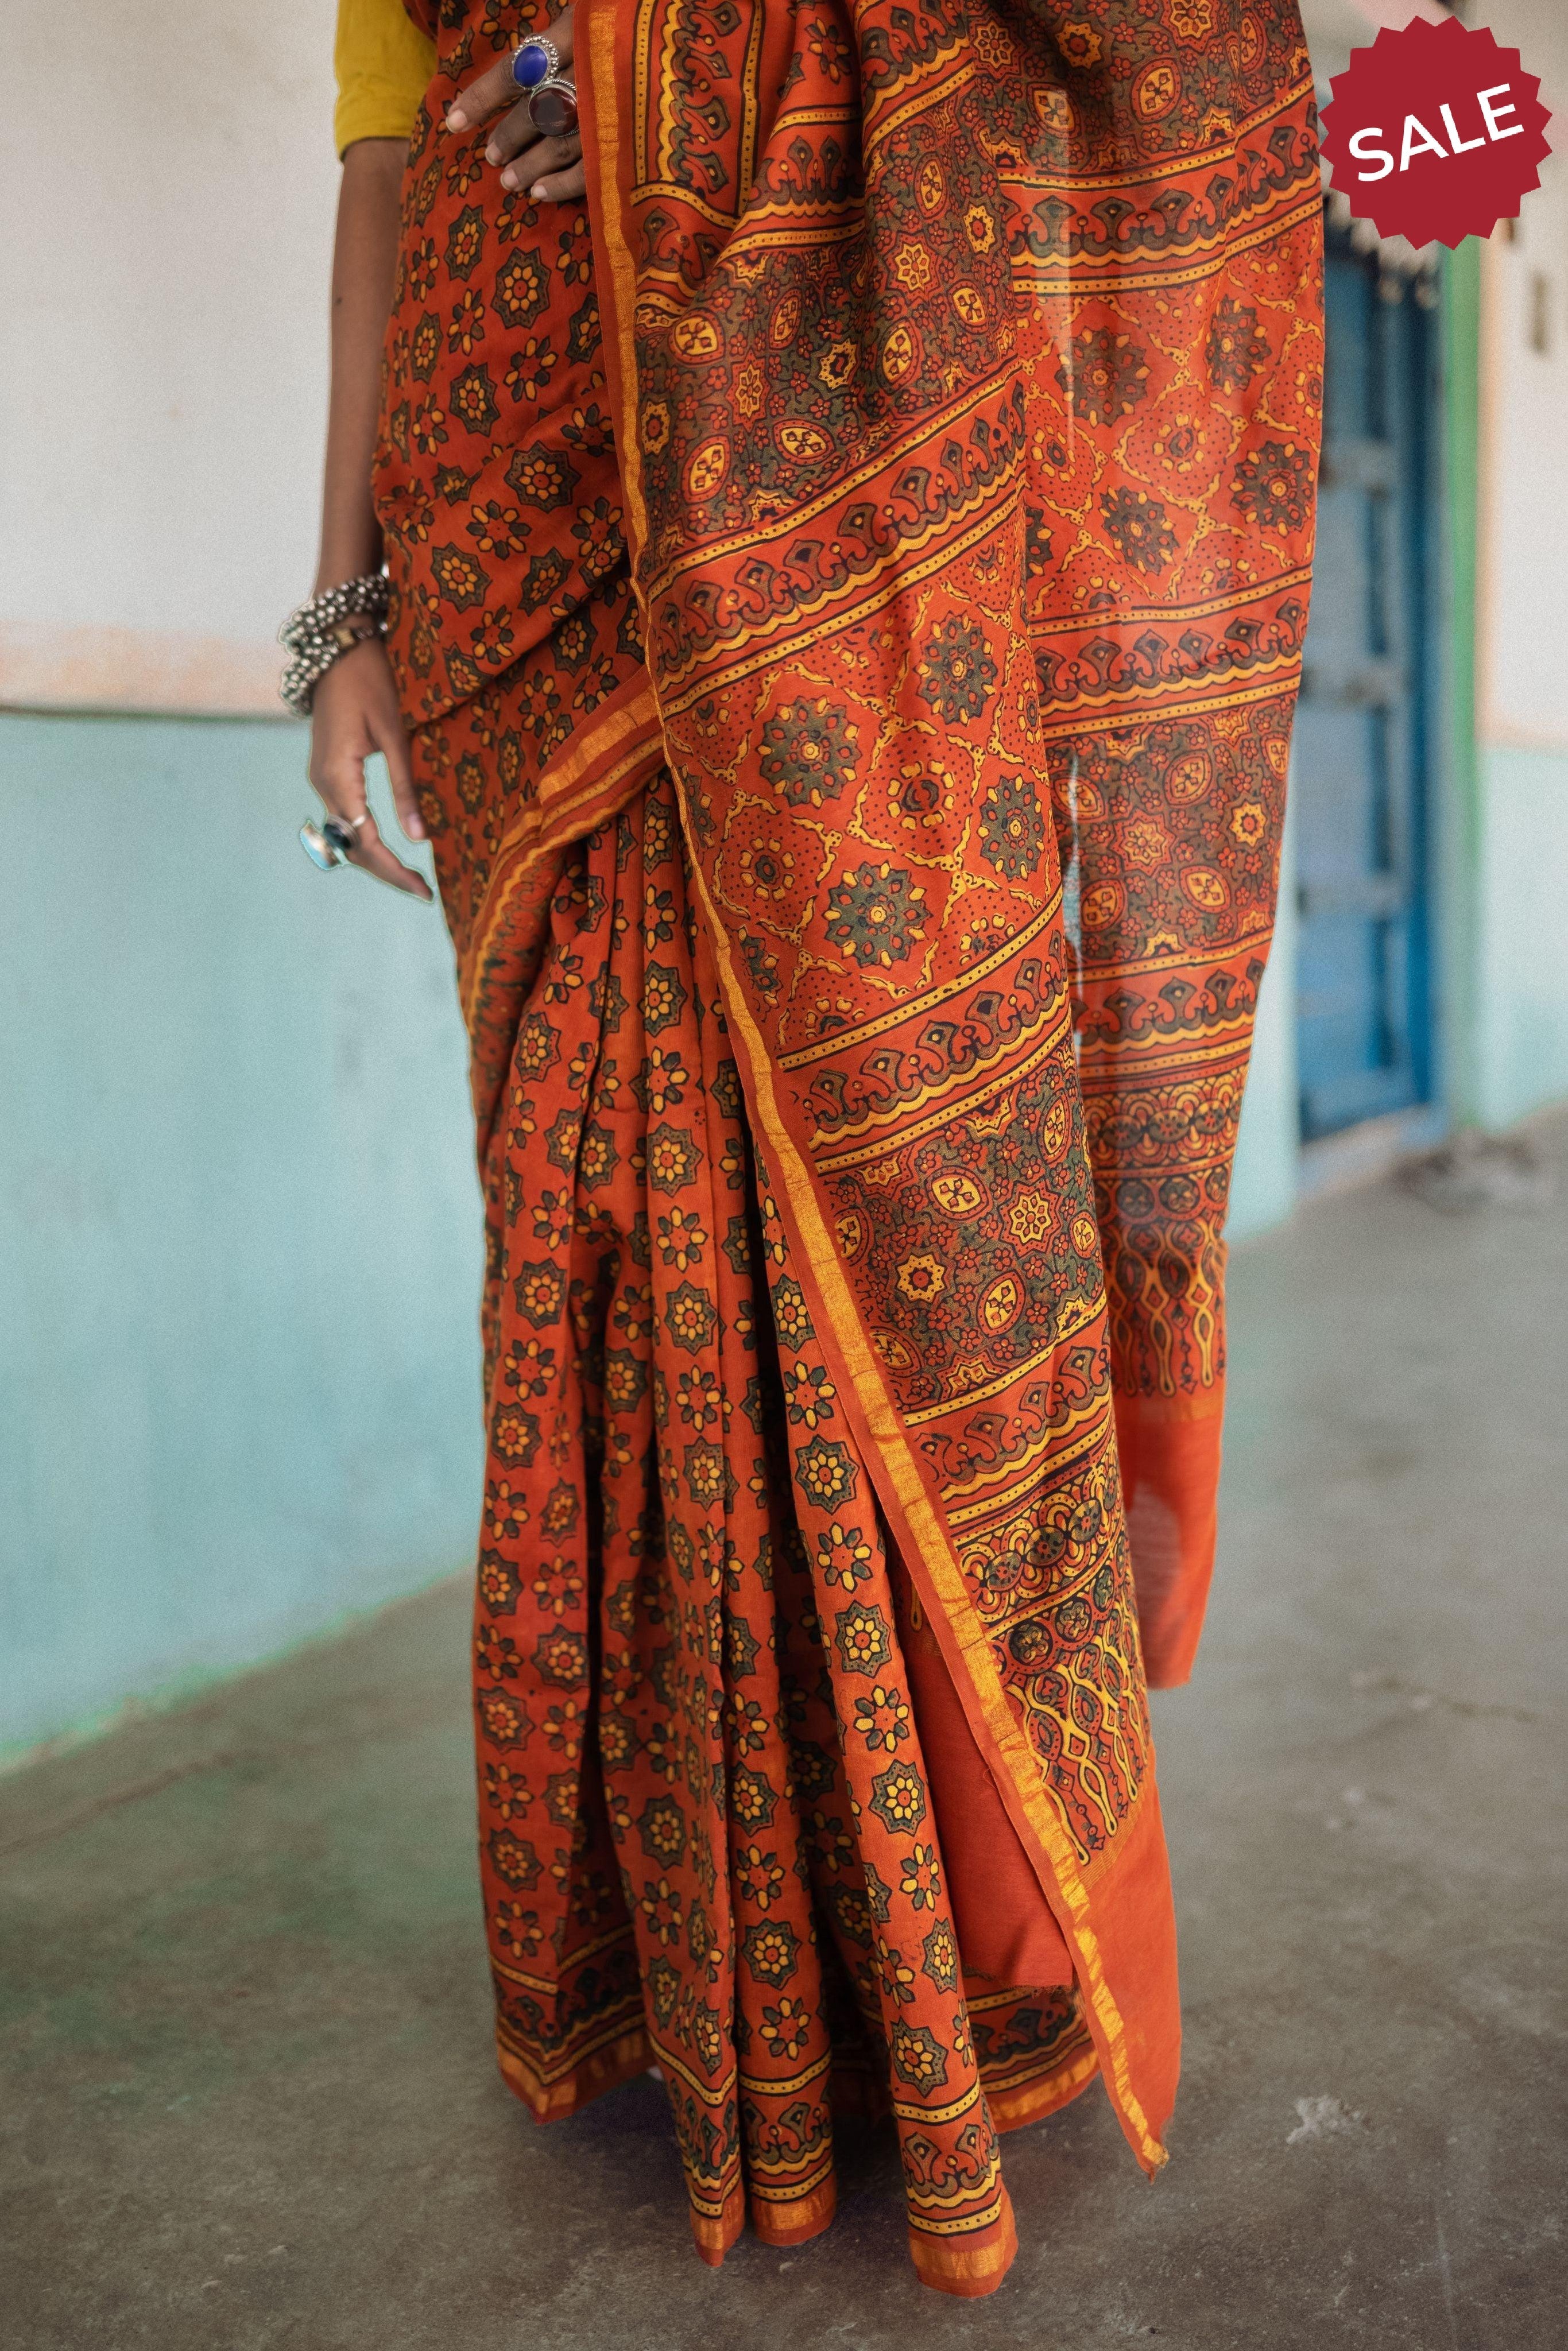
left=528, top=157, right=587, bottom=203
left=343, top=807, right=434, bottom=900
left=308, top=659, right=433, bottom=901
left=308, top=730, right=368, bottom=828
left=362, top=667, right=425, bottom=843
left=485, top=99, right=540, bottom=167
left=446, top=53, right=526, bottom=133
left=498, top=133, right=583, bottom=195
left=447, top=7, right=575, bottom=134
left=486, top=102, right=581, bottom=176
left=444, top=10, right=582, bottom=205
left=315, top=766, right=431, bottom=897
left=378, top=723, right=427, bottom=845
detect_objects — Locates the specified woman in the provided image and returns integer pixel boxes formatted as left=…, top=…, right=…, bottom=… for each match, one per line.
left=299, top=0, right=1321, bottom=2295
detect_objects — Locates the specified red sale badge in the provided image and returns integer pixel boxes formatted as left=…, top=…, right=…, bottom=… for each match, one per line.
left=1319, top=16, right=1552, bottom=247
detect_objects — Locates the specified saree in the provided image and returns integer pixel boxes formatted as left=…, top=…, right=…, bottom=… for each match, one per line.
left=374, top=0, right=1321, bottom=2295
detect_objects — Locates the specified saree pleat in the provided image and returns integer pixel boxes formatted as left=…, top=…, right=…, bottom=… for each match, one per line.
left=380, top=0, right=1321, bottom=2295
left=410, top=712, right=1096, bottom=2286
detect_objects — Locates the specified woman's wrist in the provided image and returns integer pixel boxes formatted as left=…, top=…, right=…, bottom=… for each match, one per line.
left=280, top=574, right=390, bottom=718
left=313, top=525, right=384, bottom=601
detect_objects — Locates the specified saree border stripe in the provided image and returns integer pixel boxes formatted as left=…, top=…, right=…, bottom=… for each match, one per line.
left=811, top=1006, right=1074, bottom=1172
left=497, top=2019, right=653, bottom=2114
left=636, top=354, right=1020, bottom=605
left=672, top=830, right=1167, bottom=2171
left=777, top=892, right=1060, bottom=1071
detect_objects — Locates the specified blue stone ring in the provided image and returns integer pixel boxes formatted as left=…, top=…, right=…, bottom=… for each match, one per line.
left=510, top=36, right=560, bottom=90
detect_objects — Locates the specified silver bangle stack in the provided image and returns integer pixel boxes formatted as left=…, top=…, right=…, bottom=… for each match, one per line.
left=277, top=574, right=390, bottom=718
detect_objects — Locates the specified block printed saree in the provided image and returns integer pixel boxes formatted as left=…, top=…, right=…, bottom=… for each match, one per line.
left=374, top=0, right=1321, bottom=2295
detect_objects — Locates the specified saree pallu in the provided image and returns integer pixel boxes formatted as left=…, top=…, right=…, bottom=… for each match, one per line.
left=379, top=0, right=1321, bottom=2296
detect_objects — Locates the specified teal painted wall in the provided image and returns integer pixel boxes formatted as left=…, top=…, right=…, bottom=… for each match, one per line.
left=2, top=703, right=1559, bottom=1764
left=1474, top=745, right=1568, bottom=1129
left=0, top=714, right=484, bottom=1763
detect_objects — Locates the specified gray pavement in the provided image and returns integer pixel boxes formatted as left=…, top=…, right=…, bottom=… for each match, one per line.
left=3, top=1116, right=1566, bottom=2350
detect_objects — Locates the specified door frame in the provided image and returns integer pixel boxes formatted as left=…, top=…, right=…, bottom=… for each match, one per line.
left=1293, top=231, right=1477, bottom=1200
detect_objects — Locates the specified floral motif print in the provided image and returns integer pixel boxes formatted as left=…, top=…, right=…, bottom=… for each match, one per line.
left=1231, top=438, right=1316, bottom=534
left=978, top=774, right=1046, bottom=880
left=870, top=1760, right=927, bottom=1832
left=759, top=698, right=859, bottom=807
left=917, top=617, right=998, bottom=723
left=1100, top=486, right=1180, bottom=575
left=1206, top=295, right=1273, bottom=389
left=835, top=1599, right=894, bottom=1675
left=1056, top=20, right=1104, bottom=68
left=1059, top=326, right=1151, bottom=425
left=493, top=247, right=548, bottom=328
left=375, top=52, right=634, bottom=729
left=823, top=862, right=928, bottom=967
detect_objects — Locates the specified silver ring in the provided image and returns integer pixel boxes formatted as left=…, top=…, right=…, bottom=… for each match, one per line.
left=527, top=76, right=579, bottom=140
left=510, top=36, right=560, bottom=90
left=300, top=812, right=366, bottom=871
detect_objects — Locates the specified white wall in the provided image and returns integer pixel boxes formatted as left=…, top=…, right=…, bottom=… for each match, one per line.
left=0, top=9, right=486, bottom=1765
left=0, top=1, right=339, bottom=710
left=1477, top=0, right=1567, bottom=758
left=1469, top=1, right=1568, bottom=1127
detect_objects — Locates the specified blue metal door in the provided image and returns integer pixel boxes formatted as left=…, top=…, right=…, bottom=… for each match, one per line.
left=1292, top=220, right=1437, bottom=1141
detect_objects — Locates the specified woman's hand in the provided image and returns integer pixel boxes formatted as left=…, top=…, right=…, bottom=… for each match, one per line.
left=446, top=7, right=582, bottom=204
left=308, top=638, right=433, bottom=900
left=307, top=139, right=429, bottom=900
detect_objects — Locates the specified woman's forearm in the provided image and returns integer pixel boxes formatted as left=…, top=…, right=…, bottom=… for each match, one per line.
left=313, top=138, right=406, bottom=595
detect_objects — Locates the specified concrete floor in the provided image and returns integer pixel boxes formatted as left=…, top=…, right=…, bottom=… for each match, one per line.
left=4, top=1119, right=1566, bottom=2350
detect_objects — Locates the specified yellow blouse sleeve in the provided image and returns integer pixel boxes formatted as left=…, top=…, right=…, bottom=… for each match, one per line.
left=334, top=0, right=438, bottom=157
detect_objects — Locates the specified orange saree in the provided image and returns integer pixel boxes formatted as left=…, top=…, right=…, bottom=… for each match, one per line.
left=374, top=0, right=1321, bottom=2296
